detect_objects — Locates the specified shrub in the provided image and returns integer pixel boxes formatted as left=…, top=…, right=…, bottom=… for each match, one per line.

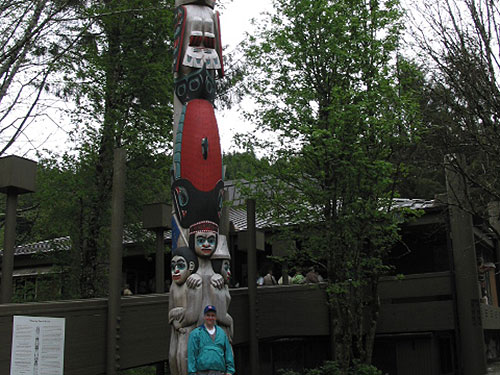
left=278, top=361, right=383, bottom=375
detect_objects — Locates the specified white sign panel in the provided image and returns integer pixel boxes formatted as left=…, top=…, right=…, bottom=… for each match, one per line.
left=10, top=316, right=66, bottom=375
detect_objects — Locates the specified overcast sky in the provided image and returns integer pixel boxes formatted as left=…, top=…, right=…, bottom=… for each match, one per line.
left=6, top=0, right=270, bottom=159
left=9, top=0, right=423, bottom=159
left=218, top=0, right=270, bottom=153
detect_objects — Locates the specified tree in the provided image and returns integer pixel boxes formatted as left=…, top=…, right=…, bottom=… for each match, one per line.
left=56, top=0, right=174, bottom=298
left=387, top=58, right=447, bottom=200
left=410, top=0, right=500, bottom=237
left=223, top=151, right=268, bottom=181
left=2, top=0, right=176, bottom=298
left=240, top=0, right=418, bottom=370
left=0, top=0, right=87, bottom=156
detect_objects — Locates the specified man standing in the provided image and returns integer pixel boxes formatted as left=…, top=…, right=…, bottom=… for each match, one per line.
left=188, top=305, right=235, bottom=375
left=263, top=268, right=277, bottom=286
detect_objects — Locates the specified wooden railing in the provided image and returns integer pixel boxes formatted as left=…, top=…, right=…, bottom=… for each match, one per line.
left=0, top=272, right=463, bottom=374
left=377, top=271, right=455, bottom=333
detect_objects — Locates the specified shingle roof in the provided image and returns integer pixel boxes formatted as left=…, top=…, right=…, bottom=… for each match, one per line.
left=1, top=194, right=441, bottom=258
left=392, top=198, right=441, bottom=210
left=229, top=207, right=269, bottom=231
left=227, top=198, right=442, bottom=231
left=0, top=236, right=71, bottom=257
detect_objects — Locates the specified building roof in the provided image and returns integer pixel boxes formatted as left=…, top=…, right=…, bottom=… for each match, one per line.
left=0, top=236, right=71, bottom=257
left=229, top=207, right=270, bottom=232
left=227, top=198, right=443, bottom=231
left=1, top=196, right=442, bottom=258
left=392, top=198, right=441, bottom=211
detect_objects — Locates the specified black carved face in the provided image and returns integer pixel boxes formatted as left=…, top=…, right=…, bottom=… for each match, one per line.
left=172, top=178, right=224, bottom=228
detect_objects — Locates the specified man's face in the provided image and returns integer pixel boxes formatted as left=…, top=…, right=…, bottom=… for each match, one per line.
left=194, top=231, right=217, bottom=258
left=204, top=311, right=217, bottom=328
left=171, top=255, right=193, bottom=285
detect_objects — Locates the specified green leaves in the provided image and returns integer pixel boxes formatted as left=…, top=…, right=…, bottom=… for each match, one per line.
left=239, top=0, right=418, bottom=366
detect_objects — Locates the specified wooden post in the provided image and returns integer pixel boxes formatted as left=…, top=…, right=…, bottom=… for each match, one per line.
left=107, top=149, right=126, bottom=375
left=155, top=229, right=165, bottom=293
left=282, top=262, right=289, bottom=285
left=141, top=202, right=171, bottom=375
left=142, top=203, right=171, bottom=294
left=0, top=156, right=37, bottom=304
left=220, top=190, right=230, bottom=237
left=247, top=199, right=259, bottom=375
left=488, top=202, right=500, bottom=308
left=1, top=191, right=17, bottom=304
left=445, top=155, right=487, bottom=375
left=155, top=229, right=166, bottom=375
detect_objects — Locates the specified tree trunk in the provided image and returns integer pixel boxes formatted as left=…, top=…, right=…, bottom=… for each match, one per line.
left=80, top=0, right=123, bottom=298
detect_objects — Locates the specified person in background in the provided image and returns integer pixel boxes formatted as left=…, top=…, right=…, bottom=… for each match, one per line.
left=278, top=272, right=290, bottom=285
left=291, top=269, right=305, bottom=284
left=122, top=284, right=133, bottom=296
left=263, top=268, right=277, bottom=285
left=256, top=272, right=264, bottom=286
left=305, top=266, right=323, bottom=283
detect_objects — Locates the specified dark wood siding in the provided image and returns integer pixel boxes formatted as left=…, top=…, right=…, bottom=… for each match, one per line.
left=0, top=276, right=496, bottom=374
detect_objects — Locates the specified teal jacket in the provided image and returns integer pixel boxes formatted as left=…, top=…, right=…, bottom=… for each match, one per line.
left=187, top=324, right=235, bottom=374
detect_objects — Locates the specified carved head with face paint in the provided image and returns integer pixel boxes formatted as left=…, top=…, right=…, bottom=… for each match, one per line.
left=212, top=259, right=231, bottom=284
left=171, top=246, right=198, bottom=285
left=189, top=221, right=218, bottom=258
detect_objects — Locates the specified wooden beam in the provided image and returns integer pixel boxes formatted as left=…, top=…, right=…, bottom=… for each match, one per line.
left=445, top=155, right=487, bottom=375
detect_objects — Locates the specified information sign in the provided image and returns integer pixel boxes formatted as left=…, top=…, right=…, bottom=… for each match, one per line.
left=10, top=316, right=66, bottom=375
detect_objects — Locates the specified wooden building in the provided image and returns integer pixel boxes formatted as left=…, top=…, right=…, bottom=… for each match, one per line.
left=1, top=182, right=500, bottom=374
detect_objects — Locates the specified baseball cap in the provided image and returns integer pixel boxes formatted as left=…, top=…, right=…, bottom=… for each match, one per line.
left=204, top=305, right=217, bottom=314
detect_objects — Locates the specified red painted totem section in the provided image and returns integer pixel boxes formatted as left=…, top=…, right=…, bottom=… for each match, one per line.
left=180, top=99, right=222, bottom=192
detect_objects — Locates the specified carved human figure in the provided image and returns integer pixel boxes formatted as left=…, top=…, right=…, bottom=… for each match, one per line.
left=209, top=235, right=233, bottom=341
left=168, top=247, right=202, bottom=375
left=183, top=222, right=224, bottom=324
left=173, top=0, right=223, bottom=125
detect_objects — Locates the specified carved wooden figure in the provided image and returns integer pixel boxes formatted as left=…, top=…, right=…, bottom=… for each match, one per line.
left=168, top=247, right=202, bottom=375
left=170, top=1, right=233, bottom=374
left=209, top=235, right=234, bottom=341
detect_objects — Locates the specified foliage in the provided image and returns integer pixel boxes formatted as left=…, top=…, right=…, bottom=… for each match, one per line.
left=2, top=0, right=175, bottom=299
left=118, top=366, right=158, bottom=375
left=278, top=361, right=383, bottom=375
left=410, top=0, right=500, bottom=236
left=223, top=151, right=269, bottom=181
left=385, top=58, right=446, bottom=200
left=2, top=0, right=241, bottom=300
left=239, top=0, right=419, bottom=369
left=56, top=0, right=174, bottom=298
left=0, top=0, right=89, bottom=156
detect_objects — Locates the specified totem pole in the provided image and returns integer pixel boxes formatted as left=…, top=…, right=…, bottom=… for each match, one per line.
left=169, top=1, right=233, bottom=374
